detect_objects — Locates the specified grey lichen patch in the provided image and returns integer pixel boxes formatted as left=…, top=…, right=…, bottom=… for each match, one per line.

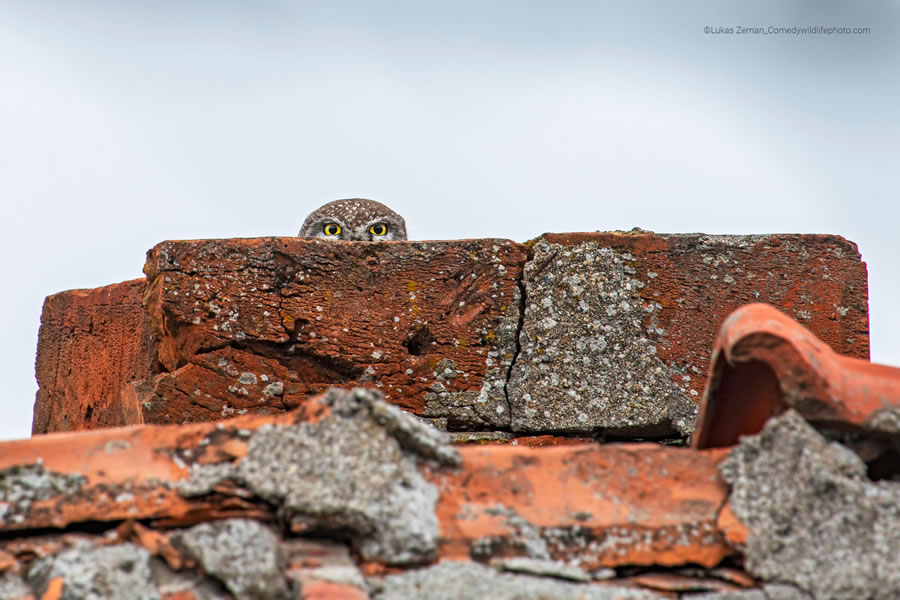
left=721, top=410, right=900, bottom=599
left=177, top=388, right=458, bottom=565
left=368, top=561, right=665, bottom=600
left=471, top=504, right=550, bottom=560
left=508, top=239, right=697, bottom=436
left=423, top=293, right=520, bottom=430
left=27, top=542, right=159, bottom=600
left=169, top=519, right=290, bottom=600
left=241, top=407, right=440, bottom=564
left=0, top=462, right=87, bottom=526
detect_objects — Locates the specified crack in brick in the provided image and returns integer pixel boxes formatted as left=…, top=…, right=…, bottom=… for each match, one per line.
left=502, top=253, right=530, bottom=424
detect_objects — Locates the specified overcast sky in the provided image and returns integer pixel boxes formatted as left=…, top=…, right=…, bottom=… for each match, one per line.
left=1, top=1, right=897, bottom=441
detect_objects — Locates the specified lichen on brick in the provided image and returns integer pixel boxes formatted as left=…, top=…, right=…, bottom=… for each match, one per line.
left=471, top=503, right=551, bottom=561
left=508, top=239, right=697, bottom=436
left=423, top=294, right=520, bottom=430
left=0, top=462, right=87, bottom=526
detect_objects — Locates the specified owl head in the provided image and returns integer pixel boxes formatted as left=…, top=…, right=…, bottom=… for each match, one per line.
left=298, top=198, right=408, bottom=241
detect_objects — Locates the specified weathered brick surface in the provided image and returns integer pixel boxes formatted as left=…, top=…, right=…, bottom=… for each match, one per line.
left=508, top=232, right=869, bottom=437
left=32, top=278, right=155, bottom=434
left=141, top=237, right=525, bottom=428
left=33, top=232, right=869, bottom=436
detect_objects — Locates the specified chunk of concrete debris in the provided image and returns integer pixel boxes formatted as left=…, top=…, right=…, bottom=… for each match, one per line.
left=27, top=542, right=159, bottom=600
left=368, top=560, right=665, bottom=600
left=327, top=386, right=461, bottom=467
left=179, top=388, right=459, bottom=565
left=169, top=519, right=290, bottom=600
left=720, top=410, right=900, bottom=599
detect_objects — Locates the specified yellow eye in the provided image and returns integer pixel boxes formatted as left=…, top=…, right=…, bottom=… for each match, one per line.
left=323, top=223, right=341, bottom=236
left=369, top=224, right=387, bottom=236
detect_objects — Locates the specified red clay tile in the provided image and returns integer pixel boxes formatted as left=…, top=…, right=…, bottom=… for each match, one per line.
left=693, top=303, right=900, bottom=449
left=0, top=550, right=17, bottom=573
left=0, top=401, right=330, bottom=531
left=625, top=572, right=740, bottom=593
left=430, top=443, right=732, bottom=569
left=41, top=578, right=63, bottom=600
left=300, top=581, right=370, bottom=600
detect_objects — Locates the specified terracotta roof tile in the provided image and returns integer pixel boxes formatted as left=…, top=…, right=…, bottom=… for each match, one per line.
left=693, top=303, right=900, bottom=449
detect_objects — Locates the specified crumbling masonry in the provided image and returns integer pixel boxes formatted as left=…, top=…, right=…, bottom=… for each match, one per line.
left=1, top=230, right=896, bottom=600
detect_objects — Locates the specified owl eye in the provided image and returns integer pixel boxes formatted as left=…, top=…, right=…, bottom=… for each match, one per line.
left=323, top=223, right=342, bottom=236
left=369, top=224, right=388, bottom=236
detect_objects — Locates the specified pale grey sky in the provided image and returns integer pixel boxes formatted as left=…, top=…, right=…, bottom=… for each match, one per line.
left=1, top=1, right=897, bottom=440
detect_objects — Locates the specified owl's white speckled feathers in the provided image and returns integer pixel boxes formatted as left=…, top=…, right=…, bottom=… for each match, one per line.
left=298, top=198, right=407, bottom=241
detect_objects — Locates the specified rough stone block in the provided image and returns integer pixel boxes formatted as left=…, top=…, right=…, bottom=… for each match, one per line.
left=508, top=232, right=868, bottom=437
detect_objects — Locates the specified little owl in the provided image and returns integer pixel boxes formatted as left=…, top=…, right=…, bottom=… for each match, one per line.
left=298, top=198, right=407, bottom=241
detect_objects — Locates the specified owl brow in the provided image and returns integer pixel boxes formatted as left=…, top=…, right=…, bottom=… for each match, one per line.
left=321, top=216, right=347, bottom=228
left=365, top=217, right=388, bottom=229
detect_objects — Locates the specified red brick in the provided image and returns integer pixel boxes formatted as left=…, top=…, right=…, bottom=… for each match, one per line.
left=540, top=232, right=868, bottom=363
left=141, top=237, right=526, bottom=427
left=33, top=279, right=155, bottom=433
